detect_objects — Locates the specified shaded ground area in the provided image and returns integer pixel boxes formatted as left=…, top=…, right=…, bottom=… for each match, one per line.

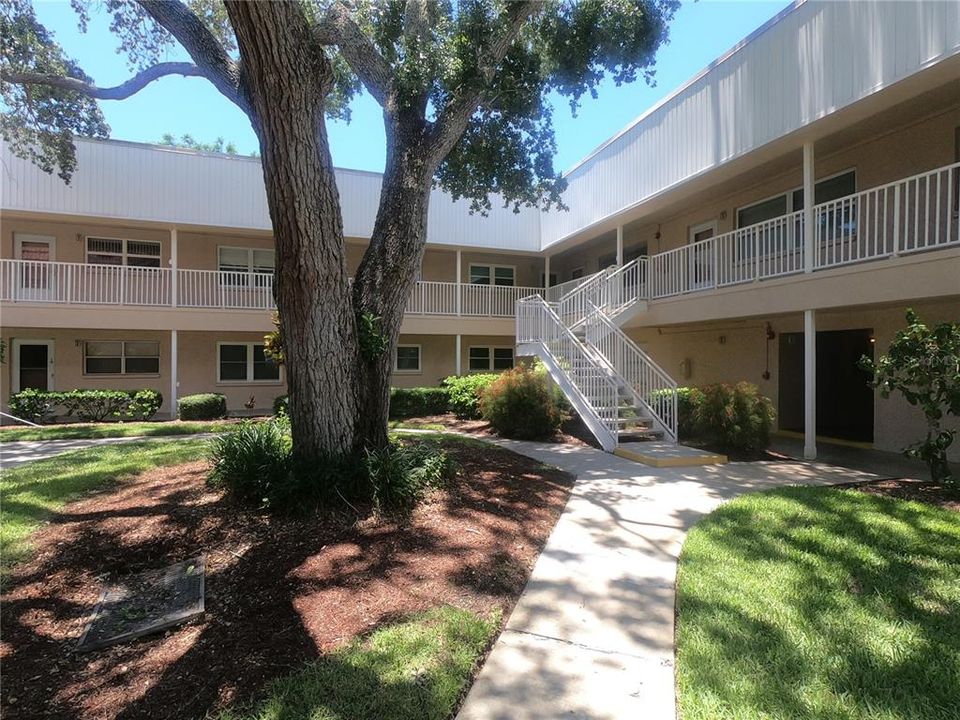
left=1, top=438, right=573, bottom=720
left=676, top=484, right=960, bottom=720
left=846, top=478, right=960, bottom=511
left=392, top=412, right=598, bottom=448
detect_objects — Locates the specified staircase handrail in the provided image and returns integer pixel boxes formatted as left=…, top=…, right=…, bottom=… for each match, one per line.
left=583, top=302, right=678, bottom=442
left=516, top=295, right=621, bottom=446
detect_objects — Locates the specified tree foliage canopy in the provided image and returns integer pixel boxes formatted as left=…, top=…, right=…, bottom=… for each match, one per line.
left=1, top=0, right=678, bottom=211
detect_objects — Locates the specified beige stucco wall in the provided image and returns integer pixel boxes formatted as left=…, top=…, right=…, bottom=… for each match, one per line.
left=552, top=105, right=960, bottom=268
left=2, top=217, right=171, bottom=265
left=391, top=333, right=516, bottom=388
left=626, top=297, right=960, bottom=460
left=177, top=331, right=286, bottom=413
left=2, top=327, right=171, bottom=414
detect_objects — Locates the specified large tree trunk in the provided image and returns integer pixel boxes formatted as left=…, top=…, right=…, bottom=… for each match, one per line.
left=227, top=2, right=360, bottom=464
left=352, top=117, right=434, bottom=450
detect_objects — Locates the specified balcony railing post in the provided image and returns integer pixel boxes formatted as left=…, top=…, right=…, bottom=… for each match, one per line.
left=892, top=184, right=901, bottom=257
left=170, top=228, right=178, bottom=307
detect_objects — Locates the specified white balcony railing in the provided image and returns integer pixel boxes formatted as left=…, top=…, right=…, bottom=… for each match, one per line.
left=648, top=161, right=960, bottom=299
left=0, top=261, right=540, bottom=319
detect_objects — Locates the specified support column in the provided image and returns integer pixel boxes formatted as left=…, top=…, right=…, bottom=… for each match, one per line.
left=170, top=227, right=178, bottom=307
left=803, top=142, right=815, bottom=273
left=544, top=256, right=551, bottom=288
left=455, top=249, right=462, bottom=316
left=616, top=224, right=624, bottom=266
left=170, top=329, right=179, bottom=420
left=455, top=334, right=462, bottom=376
left=804, top=309, right=816, bottom=460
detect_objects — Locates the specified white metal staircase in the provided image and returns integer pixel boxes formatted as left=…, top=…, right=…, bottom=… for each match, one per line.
left=517, top=258, right=678, bottom=452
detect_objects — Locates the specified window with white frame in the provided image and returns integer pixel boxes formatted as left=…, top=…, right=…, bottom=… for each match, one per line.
left=218, top=342, right=281, bottom=382
left=394, top=345, right=421, bottom=373
left=84, top=340, right=160, bottom=375
left=469, top=264, right=515, bottom=286
left=86, top=237, right=161, bottom=267
left=218, top=247, right=276, bottom=286
left=469, top=346, right=514, bottom=372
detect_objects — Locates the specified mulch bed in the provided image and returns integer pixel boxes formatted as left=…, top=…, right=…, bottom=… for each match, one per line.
left=398, top=412, right=598, bottom=448
left=1, top=439, right=574, bottom=720
left=841, top=478, right=960, bottom=511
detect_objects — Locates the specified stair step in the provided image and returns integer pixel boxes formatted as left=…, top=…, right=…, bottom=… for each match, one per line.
left=617, top=429, right=664, bottom=440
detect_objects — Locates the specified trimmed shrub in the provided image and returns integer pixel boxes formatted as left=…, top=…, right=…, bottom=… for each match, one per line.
left=480, top=366, right=564, bottom=440
left=8, top=388, right=163, bottom=423
left=58, top=389, right=135, bottom=422
left=364, top=439, right=456, bottom=513
left=442, top=373, right=499, bottom=418
left=693, top=381, right=775, bottom=452
left=273, top=394, right=289, bottom=416
left=178, top=393, right=227, bottom=420
left=208, top=418, right=294, bottom=507
left=389, top=386, right=450, bottom=419
left=675, top=387, right=705, bottom=440
left=127, top=389, right=163, bottom=420
left=8, top=388, right=56, bottom=424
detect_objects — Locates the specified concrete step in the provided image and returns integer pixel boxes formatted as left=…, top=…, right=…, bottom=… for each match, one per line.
left=614, top=441, right=726, bottom=468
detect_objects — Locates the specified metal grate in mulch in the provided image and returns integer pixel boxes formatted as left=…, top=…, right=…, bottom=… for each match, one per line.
left=77, top=556, right=205, bottom=652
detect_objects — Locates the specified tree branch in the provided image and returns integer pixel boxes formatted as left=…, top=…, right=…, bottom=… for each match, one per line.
left=136, top=0, right=250, bottom=115
left=425, top=1, right=541, bottom=164
left=315, top=1, right=393, bottom=108
left=1, top=62, right=203, bottom=100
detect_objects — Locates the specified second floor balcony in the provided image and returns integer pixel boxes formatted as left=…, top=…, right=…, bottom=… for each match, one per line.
left=0, top=261, right=543, bottom=319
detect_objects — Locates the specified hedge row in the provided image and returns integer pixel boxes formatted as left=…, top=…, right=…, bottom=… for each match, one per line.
left=8, top=388, right=163, bottom=424
left=272, top=373, right=503, bottom=421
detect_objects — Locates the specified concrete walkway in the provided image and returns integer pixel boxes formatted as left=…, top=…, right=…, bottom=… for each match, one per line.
left=0, top=433, right=215, bottom=468
left=457, top=439, right=886, bottom=720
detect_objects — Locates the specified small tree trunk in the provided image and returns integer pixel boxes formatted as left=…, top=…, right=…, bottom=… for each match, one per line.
left=228, top=2, right=360, bottom=464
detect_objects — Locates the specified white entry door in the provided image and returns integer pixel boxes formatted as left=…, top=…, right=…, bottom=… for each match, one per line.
left=688, top=221, right=717, bottom=290
left=14, top=234, right=56, bottom=301
left=12, top=339, right=55, bottom=393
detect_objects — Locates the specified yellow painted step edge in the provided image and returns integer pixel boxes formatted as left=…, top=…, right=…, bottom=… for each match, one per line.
left=613, top=447, right=727, bottom=467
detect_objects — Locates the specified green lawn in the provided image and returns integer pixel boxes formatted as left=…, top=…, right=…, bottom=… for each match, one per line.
left=676, top=486, right=960, bottom=720
left=388, top=420, right=447, bottom=431
left=1, top=440, right=210, bottom=573
left=0, top=420, right=245, bottom=442
left=217, top=606, right=497, bottom=720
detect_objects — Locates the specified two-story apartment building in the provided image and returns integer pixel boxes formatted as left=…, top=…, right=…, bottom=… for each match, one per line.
left=2, top=0, right=959, bottom=460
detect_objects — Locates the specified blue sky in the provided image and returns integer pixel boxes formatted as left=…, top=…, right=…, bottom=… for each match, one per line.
left=36, top=0, right=789, bottom=174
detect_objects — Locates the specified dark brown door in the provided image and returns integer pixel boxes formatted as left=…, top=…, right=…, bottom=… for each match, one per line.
left=18, top=343, right=50, bottom=391
left=778, top=329, right=874, bottom=442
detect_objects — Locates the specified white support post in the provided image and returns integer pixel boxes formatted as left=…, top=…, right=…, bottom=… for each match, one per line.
left=544, top=256, right=551, bottom=289
left=804, top=309, right=817, bottom=460
left=170, top=227, right=178, bottom=307
left=616, top=224, right=624, bottom=266
left=170, top=329, right=179, bottom=420
left=455, top=250, right=462, bottom=316
left=803, top=142, right=815, bottom=273
left=455, top=334, right=462, bottom=376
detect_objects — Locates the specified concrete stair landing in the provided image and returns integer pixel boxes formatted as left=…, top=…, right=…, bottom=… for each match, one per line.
left=614, top=441, right=726, bottom=467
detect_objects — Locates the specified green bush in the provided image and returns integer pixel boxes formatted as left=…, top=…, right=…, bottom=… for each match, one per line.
left=442, top=373, right=499, bottom=418
left=480, top=366, right=564, bottom=440
left=389, top=387, right=450, bottom=419
left=273, top=394, right=289, bottom=416
left=127, top=389, right=163, bottom=420
left=364, top=440, right=456, bottom=513
left=207, top=418, right=295, bottom=508
left=8, top=388, right=56, bottom=424
left=8, top=388, right=163, bottom=424
left=693, top=382, right=775, bottom=452
left=178, top=393, right=227, bottom=421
